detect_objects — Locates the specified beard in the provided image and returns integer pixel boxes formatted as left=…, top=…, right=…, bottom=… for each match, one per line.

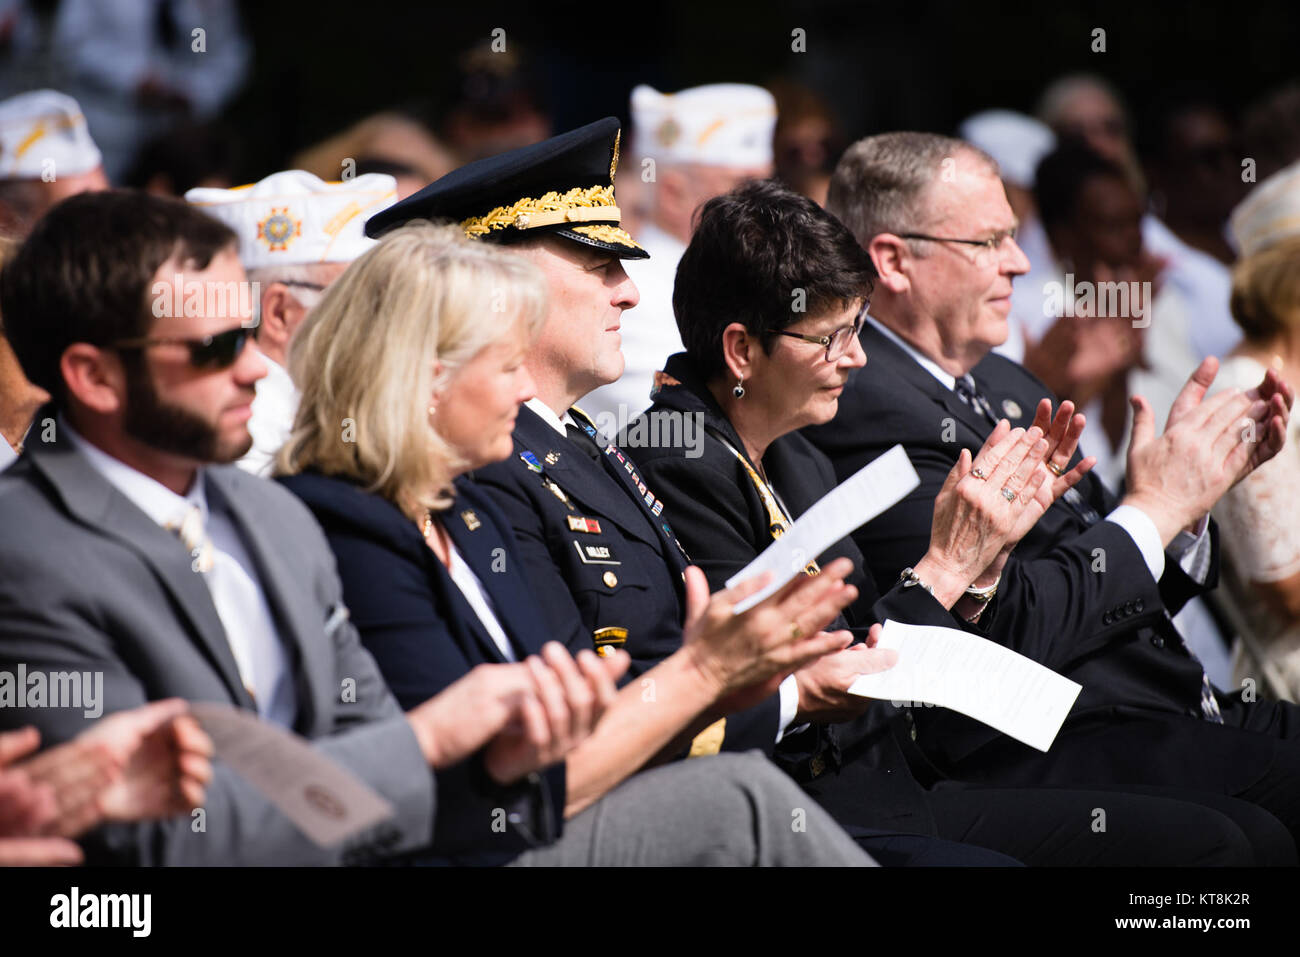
left=123, top=368, right=253, bottom=464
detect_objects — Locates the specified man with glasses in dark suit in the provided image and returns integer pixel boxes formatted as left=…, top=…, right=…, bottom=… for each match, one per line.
left=806, top=131, right=1300, bottom=862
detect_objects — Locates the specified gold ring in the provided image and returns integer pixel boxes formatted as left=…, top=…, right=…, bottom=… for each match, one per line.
left=971, top=466, right=988, bottom=481
left=1046, top=460, right=1067, bottom=477
left=790, top=621, right=804, bottom=641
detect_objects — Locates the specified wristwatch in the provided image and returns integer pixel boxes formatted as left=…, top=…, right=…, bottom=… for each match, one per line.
left=898, top=566, right=935, bottom=596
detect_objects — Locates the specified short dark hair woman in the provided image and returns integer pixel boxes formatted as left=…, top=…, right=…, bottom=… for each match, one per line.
left=620, top=180, right=1235, bottom=866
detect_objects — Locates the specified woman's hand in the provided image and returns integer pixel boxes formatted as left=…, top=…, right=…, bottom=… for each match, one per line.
left=913, top=421, right=1056, bottom=607
left=482, top=644, right=629, bottom=785
left=408, top=647, right=628, bottom=782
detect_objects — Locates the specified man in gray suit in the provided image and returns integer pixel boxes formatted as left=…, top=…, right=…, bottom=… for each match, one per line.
left=0, top=190, right=878, bottom=867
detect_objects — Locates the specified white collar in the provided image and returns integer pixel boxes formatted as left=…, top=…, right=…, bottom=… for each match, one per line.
left=61, top=416, right=208, bottom=529
left=524, top=397, right=577, bottom=437
left=864, top=313, right=957, bottom=391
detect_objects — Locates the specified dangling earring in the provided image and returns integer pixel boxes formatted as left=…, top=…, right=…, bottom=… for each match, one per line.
left=732, top=376, right=745, bottom=399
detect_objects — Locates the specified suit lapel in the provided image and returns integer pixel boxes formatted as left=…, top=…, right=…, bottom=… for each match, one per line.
left=205, top=470, right=321, bottom=732
left=513, top=407, right=662, bottom=549
left=30, top=434, right=254, bottom=709
left=861, top=322, right=992, bottom=447
left=442, top=504, right=537, bottom=661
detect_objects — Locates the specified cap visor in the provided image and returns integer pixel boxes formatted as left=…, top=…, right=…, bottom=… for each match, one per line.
left=555, top=225, right=649, bottom=260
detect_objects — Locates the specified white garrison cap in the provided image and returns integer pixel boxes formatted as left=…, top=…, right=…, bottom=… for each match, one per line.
left=186, top=170, right=398, bottom=269
left=1230, top=160, right=1300, bottom=259
left=631, top=83, right=776, bottom=168
left=959, top=110, right=1056, bottom=189
left=0, top=89, right=103, bottom=180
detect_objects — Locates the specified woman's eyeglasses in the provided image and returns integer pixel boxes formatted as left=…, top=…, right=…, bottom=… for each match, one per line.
left=111, top=317, right=260, bottom=369
left=772, top=302, right=868, bottom=362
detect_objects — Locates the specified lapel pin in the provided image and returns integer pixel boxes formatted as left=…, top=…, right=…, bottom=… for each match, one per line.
left=544, top=451, right=561, bottom=466
left=1001, top=399, right=1022, bottom=419
left=460, top=510, right=481, bottom=531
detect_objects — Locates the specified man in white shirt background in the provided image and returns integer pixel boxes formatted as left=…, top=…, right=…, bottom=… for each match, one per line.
left=581, top=83, right=776, bottom=431
left=186, top=169, right=397, bottom=475
left=0, top=90, right=108, bottom=469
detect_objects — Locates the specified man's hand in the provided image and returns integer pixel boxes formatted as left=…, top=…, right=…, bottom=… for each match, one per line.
left=0, top=727, right=83, bottom=865
left=1124, top=358, right=1286, bottom=544
left=680, top=560, right=859, bottom=707
left=22, top=700, right=213, bottom=835
left=794, top=624, right=898, bottom=724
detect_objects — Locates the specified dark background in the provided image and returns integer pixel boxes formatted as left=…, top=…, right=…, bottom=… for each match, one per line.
left=231, top=0, right=1294, bottom=180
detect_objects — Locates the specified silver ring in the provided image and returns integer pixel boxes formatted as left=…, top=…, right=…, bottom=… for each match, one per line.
left=1000, top=486, right=1017, bottom=503
left=971, top=466, right=988, bottom=481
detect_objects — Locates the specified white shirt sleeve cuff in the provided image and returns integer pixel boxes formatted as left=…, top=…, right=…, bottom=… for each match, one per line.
left=1105, top=503, right=1166, bottom=582
left=775, top=675, right=803, bottom=744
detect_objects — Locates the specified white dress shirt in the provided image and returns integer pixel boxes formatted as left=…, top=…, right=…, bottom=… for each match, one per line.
left=445, top=539, right=516, bottom=663
left=238, top=355, right=298, bottom=477
left=0, top=439, right=17, bottom=472
left=64, top=420, right=297, bottom=727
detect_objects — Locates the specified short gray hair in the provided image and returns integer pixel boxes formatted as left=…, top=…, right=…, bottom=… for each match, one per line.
left=826, top=132, right=997, bottom=248
left=245, top=262, right=337, bottom=291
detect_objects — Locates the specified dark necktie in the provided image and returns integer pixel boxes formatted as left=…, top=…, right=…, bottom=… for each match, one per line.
left=953, top=373, right=999, bottom=427
left=565, top=422, right=603, bottom=463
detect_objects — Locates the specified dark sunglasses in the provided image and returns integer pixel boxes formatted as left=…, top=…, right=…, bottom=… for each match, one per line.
left=111, top=317, right=260, bottom=369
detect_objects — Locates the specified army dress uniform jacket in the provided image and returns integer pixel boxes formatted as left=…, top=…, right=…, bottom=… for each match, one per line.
left=470, top=402, right=798, bottom=759
left=802, top=320, right=1252, bottom=788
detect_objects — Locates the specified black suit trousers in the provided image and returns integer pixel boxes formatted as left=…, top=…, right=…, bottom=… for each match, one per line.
left=945, top=696, right=1300, bottom=860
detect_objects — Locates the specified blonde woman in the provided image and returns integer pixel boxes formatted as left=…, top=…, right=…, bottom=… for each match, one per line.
left=1211, top=231, right=1300, bottom=699
left=276, top=223, right=874, bottom=867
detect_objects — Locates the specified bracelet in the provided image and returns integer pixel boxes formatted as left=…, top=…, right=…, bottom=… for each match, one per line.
left=963, top=574, right=1001, bottom=604
left=898, top=566, right=935, bottom=596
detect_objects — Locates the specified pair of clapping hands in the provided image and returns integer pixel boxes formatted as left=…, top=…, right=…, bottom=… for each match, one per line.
left=796, top=356, right=1293, bottom=724
left=0, top=701, right=213, bottom=866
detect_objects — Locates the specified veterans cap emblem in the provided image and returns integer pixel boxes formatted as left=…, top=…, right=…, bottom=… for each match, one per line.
left=257, top=207, right=302, bottom=252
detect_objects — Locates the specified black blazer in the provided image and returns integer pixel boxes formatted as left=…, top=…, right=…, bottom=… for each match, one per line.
left=803, top=319, right=1218, bottom=768
left=279, top=471, right=566, bottom=866
left=624, top=353, right=982, bottom=832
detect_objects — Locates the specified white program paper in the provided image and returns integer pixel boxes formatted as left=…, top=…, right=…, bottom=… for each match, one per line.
left=847, top=620, right=1081, bottom=752
left=727, top=444, right=920, bottom=613
left=191, top=703, right=396, bottom=848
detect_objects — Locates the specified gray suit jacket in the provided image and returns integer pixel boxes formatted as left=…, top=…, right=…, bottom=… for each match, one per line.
left=0, top=420, right=434, bottom=865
